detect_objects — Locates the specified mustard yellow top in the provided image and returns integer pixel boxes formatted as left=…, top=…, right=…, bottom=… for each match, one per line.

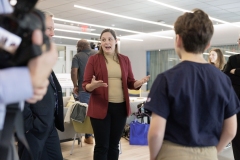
left=105, top=54, right=124, bottom=103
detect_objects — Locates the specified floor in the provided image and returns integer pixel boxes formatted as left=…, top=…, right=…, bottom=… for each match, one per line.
left=61, top=137, right=235, bottom=160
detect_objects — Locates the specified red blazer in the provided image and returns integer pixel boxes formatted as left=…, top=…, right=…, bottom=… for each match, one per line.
left=82, top=53, right=139, bottom=119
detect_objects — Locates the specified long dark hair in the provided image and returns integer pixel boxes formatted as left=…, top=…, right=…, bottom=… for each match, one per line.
left=99, top=28, right=120, bottom=63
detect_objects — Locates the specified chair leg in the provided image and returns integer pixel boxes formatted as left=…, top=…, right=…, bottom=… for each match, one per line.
left=76, top=133, right=82, bottom=147
left=70, top=133, right=77, bottom=155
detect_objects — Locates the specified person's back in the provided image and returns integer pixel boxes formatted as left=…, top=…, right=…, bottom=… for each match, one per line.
left=73, top=49, right=97, bottom=91
left=71, top=39, right=97, bottom=144
left=145, top=9, right=240, bottom=160
left=158, top=61, right=236, bottom=146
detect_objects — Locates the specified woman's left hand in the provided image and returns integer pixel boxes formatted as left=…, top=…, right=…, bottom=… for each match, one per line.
left=134, top=75, right=150, bottom=88
left=140, top=75, right=150, bottom=85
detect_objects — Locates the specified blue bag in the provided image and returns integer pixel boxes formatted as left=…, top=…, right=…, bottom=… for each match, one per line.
left=129, top=120, right=149, bottom=145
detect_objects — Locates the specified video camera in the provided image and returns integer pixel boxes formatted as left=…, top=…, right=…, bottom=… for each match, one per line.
left=0, top=0, right=50, bottom=69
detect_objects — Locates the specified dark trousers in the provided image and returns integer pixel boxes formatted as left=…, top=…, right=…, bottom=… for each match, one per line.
left=232, top=85, right=240, bottom=160
left=90, top=102, right=127, bottom=160
left=232, top=113, right=240, bottom=160
left=18, top=125, right=63, bottom=160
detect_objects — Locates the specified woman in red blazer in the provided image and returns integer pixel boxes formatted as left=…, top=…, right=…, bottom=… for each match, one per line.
left=82, top=28, right=150, bottom=160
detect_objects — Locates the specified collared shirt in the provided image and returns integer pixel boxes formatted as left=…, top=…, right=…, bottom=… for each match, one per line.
left=0, top=0, right=13, bottom=14
left=0, top=67, right=33, bottom=130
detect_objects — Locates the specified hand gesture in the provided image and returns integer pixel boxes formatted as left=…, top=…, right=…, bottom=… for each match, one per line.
left=91, top=75, right=108, bottom=89
left=134, top=75, right=150, bottom=89
left=140, top=75, right=150, bottom=84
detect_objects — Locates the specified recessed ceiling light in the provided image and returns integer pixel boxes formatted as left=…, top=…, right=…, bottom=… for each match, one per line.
left=54, top=29, right=143, bottom=41
left=74, top=5, right=173, bottom=28
left=112, top=24, right=115, bottom=27
left=53, top=17, right=173, bottom=39
left=148, top=0, right=240, bottom=28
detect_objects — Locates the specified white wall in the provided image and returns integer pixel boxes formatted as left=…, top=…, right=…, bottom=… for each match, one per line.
left=120, top=23, right=240, bottom=80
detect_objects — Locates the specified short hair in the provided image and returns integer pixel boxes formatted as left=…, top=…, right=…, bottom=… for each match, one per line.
left=43, top=11, right=54, bottom=18
left=76, top=39, right=90, bottom=52
left=174, top=9, right=214, bottom=53
left=208, top=48, right=225, bottom=70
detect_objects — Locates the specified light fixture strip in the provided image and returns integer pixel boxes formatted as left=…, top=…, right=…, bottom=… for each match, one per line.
left=74, top=5, right=173, bottom=28
left=225, top=51, right=239, bottom=54
left=147, top=0, right=240, bottom=28
left=55, top=29, right=143, bottom=41
left=53, top=17, right=173, bottom=39
left=55, top=29, right=99, bottom=36
left=53, top=35, right=100, bottom=42
left=203, top=52, right=231, bottom=57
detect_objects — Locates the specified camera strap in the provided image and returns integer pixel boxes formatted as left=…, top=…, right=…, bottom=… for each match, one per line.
left=0, top=103, right=33, bottom=160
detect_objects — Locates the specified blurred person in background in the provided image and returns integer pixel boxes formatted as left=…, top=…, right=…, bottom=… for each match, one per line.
left=18, top=11, right=64, bottom=160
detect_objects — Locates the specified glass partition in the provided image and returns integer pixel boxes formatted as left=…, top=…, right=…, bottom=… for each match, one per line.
left=147, top=44, right=239, bottom=89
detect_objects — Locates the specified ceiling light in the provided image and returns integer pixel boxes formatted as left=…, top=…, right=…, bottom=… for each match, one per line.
left=224, top=55, right=230, bottom=57
left=53, top=35, right=100, bottom=42
left=74, top=5, right=173, bottom=28
left=118, top=37, right=143, bottom=41
left=9, top=0, right=17, bottom=6
left=55, top=29, right=99, bottom=36
left=53, top=17, right=173, bottom=39
left=203, top=52, right=231, bottom=57
left=54, top=29, right=143, bottom=41
left=225, top=51, right=239, bottom=54
left=148, top=0, right=240, bottom=28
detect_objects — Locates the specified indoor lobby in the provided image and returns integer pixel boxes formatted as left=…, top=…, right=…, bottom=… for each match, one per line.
left=3, top=0, right=240, bottom=159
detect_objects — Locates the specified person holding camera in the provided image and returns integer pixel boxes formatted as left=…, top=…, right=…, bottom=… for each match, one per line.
left=0, top=1, right=58, bottom=159
left=18, top=11, right=64, bottom=160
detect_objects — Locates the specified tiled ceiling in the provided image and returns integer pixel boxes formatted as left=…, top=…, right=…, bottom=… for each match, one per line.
left=36, top=0, right=240, bottom=43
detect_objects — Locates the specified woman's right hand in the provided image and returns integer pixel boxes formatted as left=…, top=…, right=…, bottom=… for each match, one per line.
left=91, top=75, right=108, bottom=88
left=86, top=75, right=108, bottom=92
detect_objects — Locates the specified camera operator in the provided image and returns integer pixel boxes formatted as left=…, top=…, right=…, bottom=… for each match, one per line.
left=0, top=0, right=58, bottom=159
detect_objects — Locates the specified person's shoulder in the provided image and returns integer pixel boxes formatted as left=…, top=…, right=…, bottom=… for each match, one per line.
left=118, top=53, right=129, bottom=60
left=89, top=53, right=102, bottom=60
left=229, top=54, right=240, bottom=60
left=90, top=49, right=98, bottom=54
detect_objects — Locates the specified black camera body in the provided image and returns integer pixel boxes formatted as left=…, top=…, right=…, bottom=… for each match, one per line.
left=0, top=0, right=50, bottom=68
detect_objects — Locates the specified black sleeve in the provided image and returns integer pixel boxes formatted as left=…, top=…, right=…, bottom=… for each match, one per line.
left=22, top=102, right=34, bottom=132
left=223, top=56, right=233, bottom=74
left=144, top=74, right=170, bottom=119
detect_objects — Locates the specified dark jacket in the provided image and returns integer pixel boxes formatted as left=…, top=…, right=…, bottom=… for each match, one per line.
left=224, top=54, right=240, bottom=97
left=22, top=71, right=64, bottom=137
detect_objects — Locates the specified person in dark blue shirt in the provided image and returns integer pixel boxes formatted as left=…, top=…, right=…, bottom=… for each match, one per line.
left=145, top=9, right=240, bottom=160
